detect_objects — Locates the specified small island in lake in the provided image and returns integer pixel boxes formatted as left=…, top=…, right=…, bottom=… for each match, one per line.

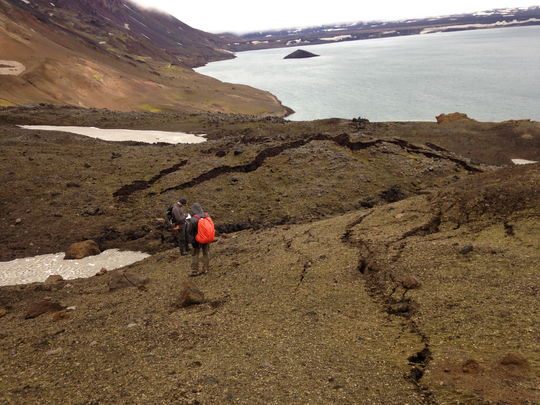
left=284, top=49, right=319, bottom=59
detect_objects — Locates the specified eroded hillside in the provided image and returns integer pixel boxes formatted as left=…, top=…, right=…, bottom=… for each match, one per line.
left=0, top=0, right=289, bottom=115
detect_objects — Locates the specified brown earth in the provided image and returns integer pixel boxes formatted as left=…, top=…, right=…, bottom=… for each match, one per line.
left=0, top=0, right=289, bottom=116
left=0, top=106, right=539, bottom=404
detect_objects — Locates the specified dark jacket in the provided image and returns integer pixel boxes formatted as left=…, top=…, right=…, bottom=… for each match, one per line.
left=187, top=203, right=207, bottom=245
left=172, top=203, right=187, bottom=226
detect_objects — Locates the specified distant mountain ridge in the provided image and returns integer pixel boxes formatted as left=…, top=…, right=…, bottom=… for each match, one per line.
left=227, top=6, right=540, bottom=51
left=0, top=0, right=289, bottom=115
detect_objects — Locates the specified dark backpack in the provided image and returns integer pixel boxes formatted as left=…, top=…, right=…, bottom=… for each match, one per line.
left=166, top=205, right=175, bottom=227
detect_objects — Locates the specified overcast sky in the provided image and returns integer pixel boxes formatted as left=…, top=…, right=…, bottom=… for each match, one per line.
left=131, top=1, right=539, bottom=33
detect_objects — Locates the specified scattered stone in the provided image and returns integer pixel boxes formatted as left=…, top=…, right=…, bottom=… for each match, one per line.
left=51, top=311, right=69, bottom=322
left=111, top=152, right=122, bottom=159
left=108, top=270, right=149, bottom=291
left=15, top=218, right=22, bottom=224
left=45, top=347, right=63, bottom=356
left=44, top=275, right=64, bottom=285
left=380, top=185, right=404, bottom=203
left=0, top=309, right=7, bottom=318
left=63, top=283, right=73, bottom=289
left=230, top=177, right=239, bottom=185
left=233, top=147, right=244, bottom=156
left=499, top=353, right=528, bottom=367
left=25, top=299, right=66, bottom=319
left=95, top=268, right=108, bottom=276
left=90, top=341, right=98, bottom=346
left=83, top=163, right=91, bottom=168
left=81, top=206, right=102, bottom=216
left=64, top=240, right=100, bottom=260
left=127, top=323, right=137, bottom=328
left=459, top=245, right=474, bottom=254
left=215, top=150, right=226, bottom=157
left=66, top=306, right=76, bottom=311
left=401, top=276, right=421, bottom=290
left=360, top=198, right=376, bottom=208
left=66, top=182, right=80, bottom=188
left=461, top=359, right=481, bottom=374
left=174, top=281, right=205, bottom=307
left=388, top=302, right=411, bottom=314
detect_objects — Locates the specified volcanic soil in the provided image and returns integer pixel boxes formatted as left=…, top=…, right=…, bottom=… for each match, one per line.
left=0, top=105, right=539, bottom=404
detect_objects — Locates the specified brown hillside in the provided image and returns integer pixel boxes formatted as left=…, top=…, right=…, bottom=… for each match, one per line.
left=0, top=0, right=289, bottom=116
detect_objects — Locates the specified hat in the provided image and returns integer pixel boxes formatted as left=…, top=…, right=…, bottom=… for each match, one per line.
left=178, top=197, right=187, bottom=205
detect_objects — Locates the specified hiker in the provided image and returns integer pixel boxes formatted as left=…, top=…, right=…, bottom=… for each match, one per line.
left=171, top=197, right=189, bottom=255
left=186, top=203, right=215, bottom=276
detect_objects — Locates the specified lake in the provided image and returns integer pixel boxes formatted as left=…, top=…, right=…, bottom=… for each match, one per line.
left=196, top=26, right=540, bottom=122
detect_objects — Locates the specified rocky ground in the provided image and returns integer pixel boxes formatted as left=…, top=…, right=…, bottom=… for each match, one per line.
left=0, top=105, right=538, bottom=404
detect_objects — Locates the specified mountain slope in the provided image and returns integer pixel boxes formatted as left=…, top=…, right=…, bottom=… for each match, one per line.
left=0, top=0, right=289, bottom=115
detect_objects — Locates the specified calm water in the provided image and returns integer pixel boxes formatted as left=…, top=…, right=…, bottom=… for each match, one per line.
left=197, top=26, right=540, bottom=122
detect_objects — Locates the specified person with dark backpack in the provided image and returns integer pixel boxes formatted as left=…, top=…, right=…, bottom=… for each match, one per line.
left=167, top=197, right=189, bottom=255
left=186, top=203, right=215, bottom=276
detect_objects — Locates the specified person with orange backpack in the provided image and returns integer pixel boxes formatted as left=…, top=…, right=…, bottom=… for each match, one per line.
left=186, top=203, right=215, bottom=276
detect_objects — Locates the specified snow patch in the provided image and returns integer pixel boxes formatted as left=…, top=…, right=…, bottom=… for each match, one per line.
left=511, top=158, right=538, bottom=165
left=18, top=126, right=207, bottom=144
left=0, top=249, right=150, bottom=286
left=319, top=35, right=352, bottom=41
left=0, top=60, right=26, bottom=76
left=421, top=19, right=540, bottom=34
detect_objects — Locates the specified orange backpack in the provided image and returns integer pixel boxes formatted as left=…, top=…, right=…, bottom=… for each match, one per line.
left=195, top=214, right=215, bottom=244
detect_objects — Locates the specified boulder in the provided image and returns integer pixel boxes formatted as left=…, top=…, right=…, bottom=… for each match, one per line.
left=44, top=275, right=64, bottom=285
left=25, top=298, right=65, bottom=319
left=436, top=112, right=474, bottom=124
left=108, top=270, right=149, bottom=291
left=174, top=281, right=205, bottom=307
left=284, top=49, right=319, bottom=59
left=64, top=240, right=100, bottom=260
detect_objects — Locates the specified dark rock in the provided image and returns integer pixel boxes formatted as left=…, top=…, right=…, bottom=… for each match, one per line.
left=459, top=245, right=474, bottom=254
left=461, top=359, right=481, bottom=374
left=215, top=150, right=226, bottom=157
left=111, top=152, right=122, bottom=159
left=64, top=240, right=100, bottom=260
left=66, top=182, right=80, bottom=188
left=230, top=177, right=239, bottom=185
left=233, top=148, right=244, bottom=156
left=95, top=268, right=108, bottom=276
left=360, top=197, right=376, bottom=208
left=174, top=281, right=204, bottom=307
left=25, top=298, right=66, bottom=319
left=81, top=206, right=103, bottom=216
left=388, top=302, right=411, bottom=314
left=108, top=270, right=149, bottom=291
left=380, top=185, right=404, bottom=203
left=284, top=49, right=319, bottom=59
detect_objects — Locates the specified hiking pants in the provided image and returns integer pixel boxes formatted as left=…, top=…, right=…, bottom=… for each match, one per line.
left=191, top=243, right=210, bottom=273
left=175, top=226, right=188, bottom=254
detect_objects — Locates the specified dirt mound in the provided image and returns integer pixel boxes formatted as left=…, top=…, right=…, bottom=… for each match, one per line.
left=429, top=164, right=540, bottom=226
